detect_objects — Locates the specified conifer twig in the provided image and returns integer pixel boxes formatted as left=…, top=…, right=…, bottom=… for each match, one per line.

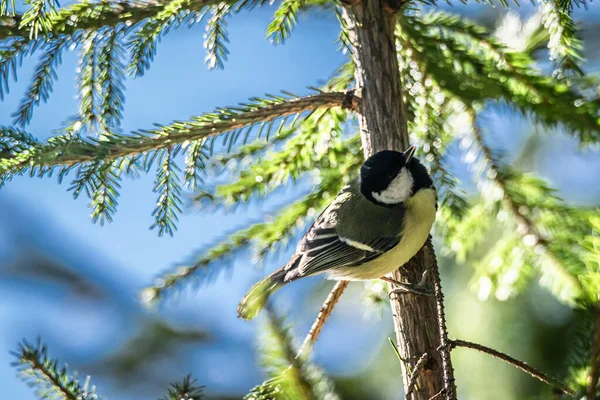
left=0, top=0, right=218, bottom=42
left=450, top=339, right=573, bottom=396
left=406, top=352, right=432, bottom=399
left=588, top=307, right=600, bottom=400
left=297, top=280, right=349, bottom=358
left=468, top=110, right=583, bottom=296
left=3, top=91, right=358, bottom=172
left=429, top=238, right=456, bottom=399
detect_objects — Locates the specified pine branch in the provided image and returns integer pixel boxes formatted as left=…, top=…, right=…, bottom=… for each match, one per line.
left=206, top=125, right=296, bottom=172
left=0, top=38, right=34, bottom=100
left=19, top=0, right=59, bottom=39
left=183, top=138, right=208, bottom=190
left=266, top=0, right=302, bottom=45
left=127, top=0, right=201, bottom=77
left=204, top=2, right=230, bottom=70
left=11, top=338, right=101, bottom=400
left=159, top=374, right=204, bottom=400
left=13, top=36, right=68, bottom=127
left=467, top=109, right=585, bottom=303
left=245, top=305, right=339, bottom=400
left=538, top=0, right=584, bottom=77
left=74, top=31, right=101, bottom=133
left=67, top=158, right=122, bottom=224
left=0, top=0, right=15, bottom=15
left=450, top=339, right=573, bottom=396
left=398, top=11, right=600, bottom=144
left=0, top=0, right=270, bottom=43
left=151, top=146, right=183, bottom=236
left=97, top=28, right=126, bottom=131
left=90, top=161, right=122, bottom=224
left=1, top=91, right=356, bottom=181
left=193, top=108, right=350, bottom=207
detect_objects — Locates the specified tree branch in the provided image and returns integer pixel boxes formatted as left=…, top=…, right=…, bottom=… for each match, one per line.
left=588, top=307, right=600, bottom=400
left=0, top=0, right=219, bottom=42
left=297, top=280, right=349, bottom=359
left=406, top=352, right=433, bottom=399
left=429, top=239, right=456, bottom=398
left=467, top=109, right=584, bottom=296
left=2, top=91, right=358, bottom=174
left=450, top=339, right=573, bottom=396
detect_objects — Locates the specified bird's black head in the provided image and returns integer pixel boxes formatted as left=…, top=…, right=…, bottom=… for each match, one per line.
left=360, top=147, right=433, bottom=207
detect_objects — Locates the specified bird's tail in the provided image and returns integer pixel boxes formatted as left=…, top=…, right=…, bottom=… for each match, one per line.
left=237, top=268, right=288, bottom=320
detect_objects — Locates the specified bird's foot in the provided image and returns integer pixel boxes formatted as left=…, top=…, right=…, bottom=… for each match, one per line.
left=381, top=269, right=433, bottom=298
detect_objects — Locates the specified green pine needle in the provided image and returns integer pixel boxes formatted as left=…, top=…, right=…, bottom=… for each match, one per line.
left=538, top=0, right=585, bottom=77
left=127, top=0, right=202, bottom=77
left=266, top=0, right=302, bottom=45
left=159, top=374, right=205, bottom=400
left=13, top=37, right=68, bottom=127
left=19, top=0, right=59, bottom=39
left=97, top=28, right=126, bottom=131
left=151, top=146, right=184, bottom=236
left=11, top=338, right=101, bottom=400
left=204, top=2, right=230, bottom=70
left=0, top=38, right=32, bottom=101
left=244, top=305, right=339, bottom=400
left=398, top=11, right=600, bottom=143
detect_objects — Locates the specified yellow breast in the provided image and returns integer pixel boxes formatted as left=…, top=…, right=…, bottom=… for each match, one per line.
left=329, top=188, right=437, bottom=280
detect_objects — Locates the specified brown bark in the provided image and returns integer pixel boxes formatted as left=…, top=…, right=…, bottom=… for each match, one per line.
left=341, top=1, right=455, bottom=399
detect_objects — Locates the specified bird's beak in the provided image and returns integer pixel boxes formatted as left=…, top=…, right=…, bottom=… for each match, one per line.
left=404, top=145, right=416, bottom=163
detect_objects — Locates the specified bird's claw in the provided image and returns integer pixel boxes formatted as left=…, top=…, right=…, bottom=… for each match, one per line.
left=385, top=269, right=433, bottom=299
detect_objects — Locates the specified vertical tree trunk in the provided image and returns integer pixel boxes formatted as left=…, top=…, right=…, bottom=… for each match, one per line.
left=341, top=1, right=455, bottom=399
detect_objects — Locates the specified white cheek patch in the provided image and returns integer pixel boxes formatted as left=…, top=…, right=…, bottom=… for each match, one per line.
left=372, top=168, right=413, bottom=205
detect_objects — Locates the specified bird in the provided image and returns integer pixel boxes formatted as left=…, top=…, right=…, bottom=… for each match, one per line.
left=237, top=145, right=437, bottom=320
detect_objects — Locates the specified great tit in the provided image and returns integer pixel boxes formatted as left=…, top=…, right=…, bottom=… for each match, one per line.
left=237, top=146, right=437, bottom=320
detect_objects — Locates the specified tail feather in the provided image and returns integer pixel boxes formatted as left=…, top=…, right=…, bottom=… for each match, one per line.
left=237, top=268, right=288, bottom=320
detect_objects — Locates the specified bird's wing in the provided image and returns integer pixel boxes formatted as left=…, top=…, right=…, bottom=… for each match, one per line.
left=283, top=185, right=403, bottom=280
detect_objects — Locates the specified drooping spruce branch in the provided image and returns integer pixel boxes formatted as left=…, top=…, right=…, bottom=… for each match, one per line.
left=0, top=0, right=268, bottom=43
left=245, top=304, right=339, bottom=400
left=538, top=0, right=584, bottom=76
left=0, top=37, right=36, bottom=100
left=11, top=339, right=101, bottom=400
left=1, top=91, right=357, bottom=178
left=19, top=0, right=59, bottom=39
left=159, top=374, right=205, bottom=400
left=397, top=11, right=600, bottom=144
left=466, top=109, right=585, bottom=304
left=450, top=339, right=573, bottom=396
left=13, top=36, right=68, bottom=127
left=204, top=2, right=230, bottom=70
left=266, top=0, right=303, bottom=45
left=126, top=0, right=199, bottom=78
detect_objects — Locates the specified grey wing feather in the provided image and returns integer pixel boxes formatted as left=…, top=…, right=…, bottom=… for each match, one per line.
left=282, top=185, right=402, bottom=280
